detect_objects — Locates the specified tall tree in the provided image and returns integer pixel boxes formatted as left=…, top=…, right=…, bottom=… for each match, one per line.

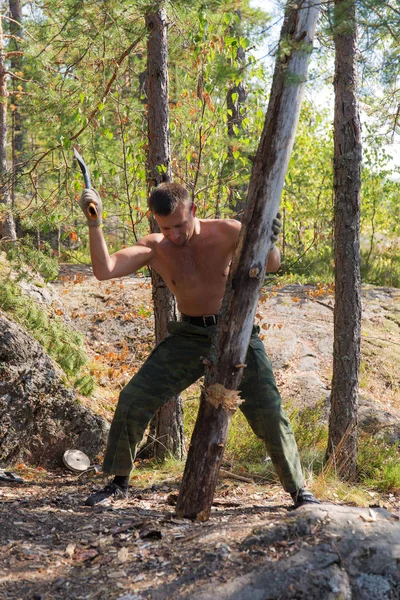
left=8, top=0, right=24, bottom=179
left=146, top=6, right=184, bottom=461
left=176, top=0, right=321, bottom=521
left=326, top=0, right=362, bottom=479
left=226, top=10, right=248, bottom=218
left=0, top=13, right=16, bottom=241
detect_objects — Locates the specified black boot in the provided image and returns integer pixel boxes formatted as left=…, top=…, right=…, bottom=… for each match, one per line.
left=85, top=477, right=129, bottom=507
left=291, top=488, right=320, bottom=509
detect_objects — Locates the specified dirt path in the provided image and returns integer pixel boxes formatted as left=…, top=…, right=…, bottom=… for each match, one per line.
left=1, top=266, right=400, bottom=599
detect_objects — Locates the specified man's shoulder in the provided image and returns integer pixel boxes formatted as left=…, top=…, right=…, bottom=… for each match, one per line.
left=136, top=232, right=164, bottom=248
left=201, top=218, right=241, bottom=233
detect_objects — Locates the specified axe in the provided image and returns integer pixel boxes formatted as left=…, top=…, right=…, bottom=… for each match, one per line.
left=73, top=148, right=98, bottom=221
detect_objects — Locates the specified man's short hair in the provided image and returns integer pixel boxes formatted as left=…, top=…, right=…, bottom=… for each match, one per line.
left=148, top=182, right=192, bottom=216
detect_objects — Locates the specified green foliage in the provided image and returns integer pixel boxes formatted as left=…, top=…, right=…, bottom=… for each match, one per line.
left=6, top=238, right=59, bottom=282
left=288, top=401, right=328, bottom=454
left=358, top=435, right=400, bottom=492
left=3, top=0, right=398, bottom=289
left=0, top=274, right=95, bottom=396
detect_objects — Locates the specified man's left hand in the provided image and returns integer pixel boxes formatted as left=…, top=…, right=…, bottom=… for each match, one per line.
left=271, top=212, right=282, bottom=245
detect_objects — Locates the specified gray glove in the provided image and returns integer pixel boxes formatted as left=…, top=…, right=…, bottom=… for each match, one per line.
left=79, top=188, right=103, bottom=227
left=271, top=212, right=282, bottom=245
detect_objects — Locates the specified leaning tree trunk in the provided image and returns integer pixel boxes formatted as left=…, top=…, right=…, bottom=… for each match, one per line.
left=0, top=14, right=16, bottom=241
left=145, top=7, right=184, bottom=461
left=176, top=0, right=321, bottom=521
left=325, top=0, right=362, bottom=479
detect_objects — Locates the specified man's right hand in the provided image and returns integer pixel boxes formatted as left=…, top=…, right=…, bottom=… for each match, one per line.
left=79, top=189, right=103, bottom=227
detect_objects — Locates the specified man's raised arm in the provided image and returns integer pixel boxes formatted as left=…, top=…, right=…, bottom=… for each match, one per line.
left=80, top=189, right=153, bottom=281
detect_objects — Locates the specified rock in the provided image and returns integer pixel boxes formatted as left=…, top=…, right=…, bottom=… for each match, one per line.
left=263, top=328, right=298, bottom=370
left=0, top=313, right=108, bottom=467
left=285, top=372, right=330, bottom=408
left=188, top=504, right=400, bottom=600
left=358, top=395, right=400, bottom=443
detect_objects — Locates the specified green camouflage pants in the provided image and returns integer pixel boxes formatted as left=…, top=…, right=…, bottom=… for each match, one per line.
left=103, top=321, right=304, bottom=493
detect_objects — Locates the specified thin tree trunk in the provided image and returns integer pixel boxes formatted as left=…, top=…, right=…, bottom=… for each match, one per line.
left=146, top=7, right=184, bottom=461
left=9, top=0, right=23, bottom=179
left=176, top=0, right=320, bottom=521
left=0, top=14, right=16, bottom=241
left=226, top=10, right=248, bottom=218
left=326, top=0, right=361, bottom=479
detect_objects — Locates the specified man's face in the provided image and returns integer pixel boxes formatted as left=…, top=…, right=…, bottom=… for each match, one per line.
left=154, top=203, right=197, bottom=246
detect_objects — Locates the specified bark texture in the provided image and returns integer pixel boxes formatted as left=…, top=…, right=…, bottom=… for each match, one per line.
left=176, top=0, right=321, bottom=521
left=326, top=0, right=362, bottom=479
left=0, top=17, right=16, bottom=241
left=146, top=7, right=184, bottom=461
left=226, top=10, right=248, bottom=218
left=9, top=0, right=24, bottom=179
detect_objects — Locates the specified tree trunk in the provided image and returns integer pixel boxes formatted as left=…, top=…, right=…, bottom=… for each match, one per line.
left=176, top=0, right=321, bottom=521
left=9, top=0, right=24, bottom=178
left=226, top=10, right=248, bottom=218
left=0, top=14, right=16, bottom=241
left=326, top=0, right=361, bottom=479
left=145, top=6, right=184, bottom=461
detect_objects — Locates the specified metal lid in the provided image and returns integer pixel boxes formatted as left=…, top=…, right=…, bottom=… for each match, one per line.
left=63, top=449, right=91, bottom=473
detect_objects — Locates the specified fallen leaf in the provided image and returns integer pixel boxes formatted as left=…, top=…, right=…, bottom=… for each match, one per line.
left=64, top=543, right=76, bottom=558
left=117, top=547, right=129, bottom=563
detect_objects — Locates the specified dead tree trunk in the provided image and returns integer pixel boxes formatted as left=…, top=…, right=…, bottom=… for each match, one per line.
left=0, top=14, right=16, bottom=241
left=326, top=0, right=361, bottom=479
left=146, top=7, right=184, bottom=461
left=176, top=0, right=321, bottom=521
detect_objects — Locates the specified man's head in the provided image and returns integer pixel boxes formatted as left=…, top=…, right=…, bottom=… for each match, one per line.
left=148, top=182, right=192, bottom=216
left=148, top=183, right=197, bottom=246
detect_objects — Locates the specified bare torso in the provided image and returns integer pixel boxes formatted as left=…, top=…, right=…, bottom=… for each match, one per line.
left=146, top=219, right=239, bottom=316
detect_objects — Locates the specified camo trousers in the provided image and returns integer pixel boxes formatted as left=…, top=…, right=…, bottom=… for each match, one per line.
left=103, top=321, right=304, bottom=493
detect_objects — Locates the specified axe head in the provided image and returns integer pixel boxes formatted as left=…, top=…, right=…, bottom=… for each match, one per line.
left=73, top=147, right=91, bottom=189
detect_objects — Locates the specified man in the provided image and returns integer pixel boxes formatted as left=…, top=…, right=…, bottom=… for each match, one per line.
left=80, top=182, right=319, bottom=509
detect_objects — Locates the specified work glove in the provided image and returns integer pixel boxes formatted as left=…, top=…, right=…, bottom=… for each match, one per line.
left=79, top=188, right=103, bottom=228
left=270, top=212, right=282, bottom=245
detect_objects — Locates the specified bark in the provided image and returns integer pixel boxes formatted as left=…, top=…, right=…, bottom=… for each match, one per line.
left=326, top=0, right=361, bottom=479
left=176, top=0, right=321, bottom=521
left=9, top=0, right=24, bottom=176
left=226, top=10, right=248, bottom=218
left=146, top=7, right=184, bottom=461
left=0, top=15, right=16, bottom=241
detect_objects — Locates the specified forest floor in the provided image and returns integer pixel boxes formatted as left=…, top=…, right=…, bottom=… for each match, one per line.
left=1, top=265, right=400, bottom=600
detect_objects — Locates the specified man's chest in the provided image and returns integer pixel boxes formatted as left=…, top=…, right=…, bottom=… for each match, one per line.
left=153, top=243, right=232, bottom=285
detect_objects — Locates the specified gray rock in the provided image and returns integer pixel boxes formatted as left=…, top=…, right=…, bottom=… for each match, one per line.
left=185, top=505, right=400, bottom=600
left=0, top=313, right=108, bottom=467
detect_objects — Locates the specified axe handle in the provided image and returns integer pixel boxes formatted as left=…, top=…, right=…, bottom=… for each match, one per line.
left=87, top=202, right=98, bottom=220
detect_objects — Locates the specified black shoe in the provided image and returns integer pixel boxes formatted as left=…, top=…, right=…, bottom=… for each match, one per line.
left=85, top=482, right=128, bottom=506
left=291, top=488, right=320, bottom=509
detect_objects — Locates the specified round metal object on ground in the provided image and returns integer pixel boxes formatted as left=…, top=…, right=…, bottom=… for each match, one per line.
left=63, top=449, right=91, bottom=473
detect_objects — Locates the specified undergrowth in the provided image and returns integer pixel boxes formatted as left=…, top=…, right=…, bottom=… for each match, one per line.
left=178, top=391, right=400, bottom=499
left=6, top=238, right=59, bottom=282
left=0, top=247, right=95, bottom=395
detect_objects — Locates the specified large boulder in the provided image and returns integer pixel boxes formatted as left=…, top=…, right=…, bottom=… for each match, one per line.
left=0, top=313, right=108, bottom=467
left=188, top=504, right=400, bottom=600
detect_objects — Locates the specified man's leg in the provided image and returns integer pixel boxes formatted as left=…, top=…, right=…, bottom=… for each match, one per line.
left=239, top=329, right=318, bottom=506
left=85, top=323, right=210, bottom=505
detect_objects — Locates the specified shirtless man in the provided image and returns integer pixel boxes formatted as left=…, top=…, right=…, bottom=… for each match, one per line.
left=80, top=182, right=319, bottom=509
